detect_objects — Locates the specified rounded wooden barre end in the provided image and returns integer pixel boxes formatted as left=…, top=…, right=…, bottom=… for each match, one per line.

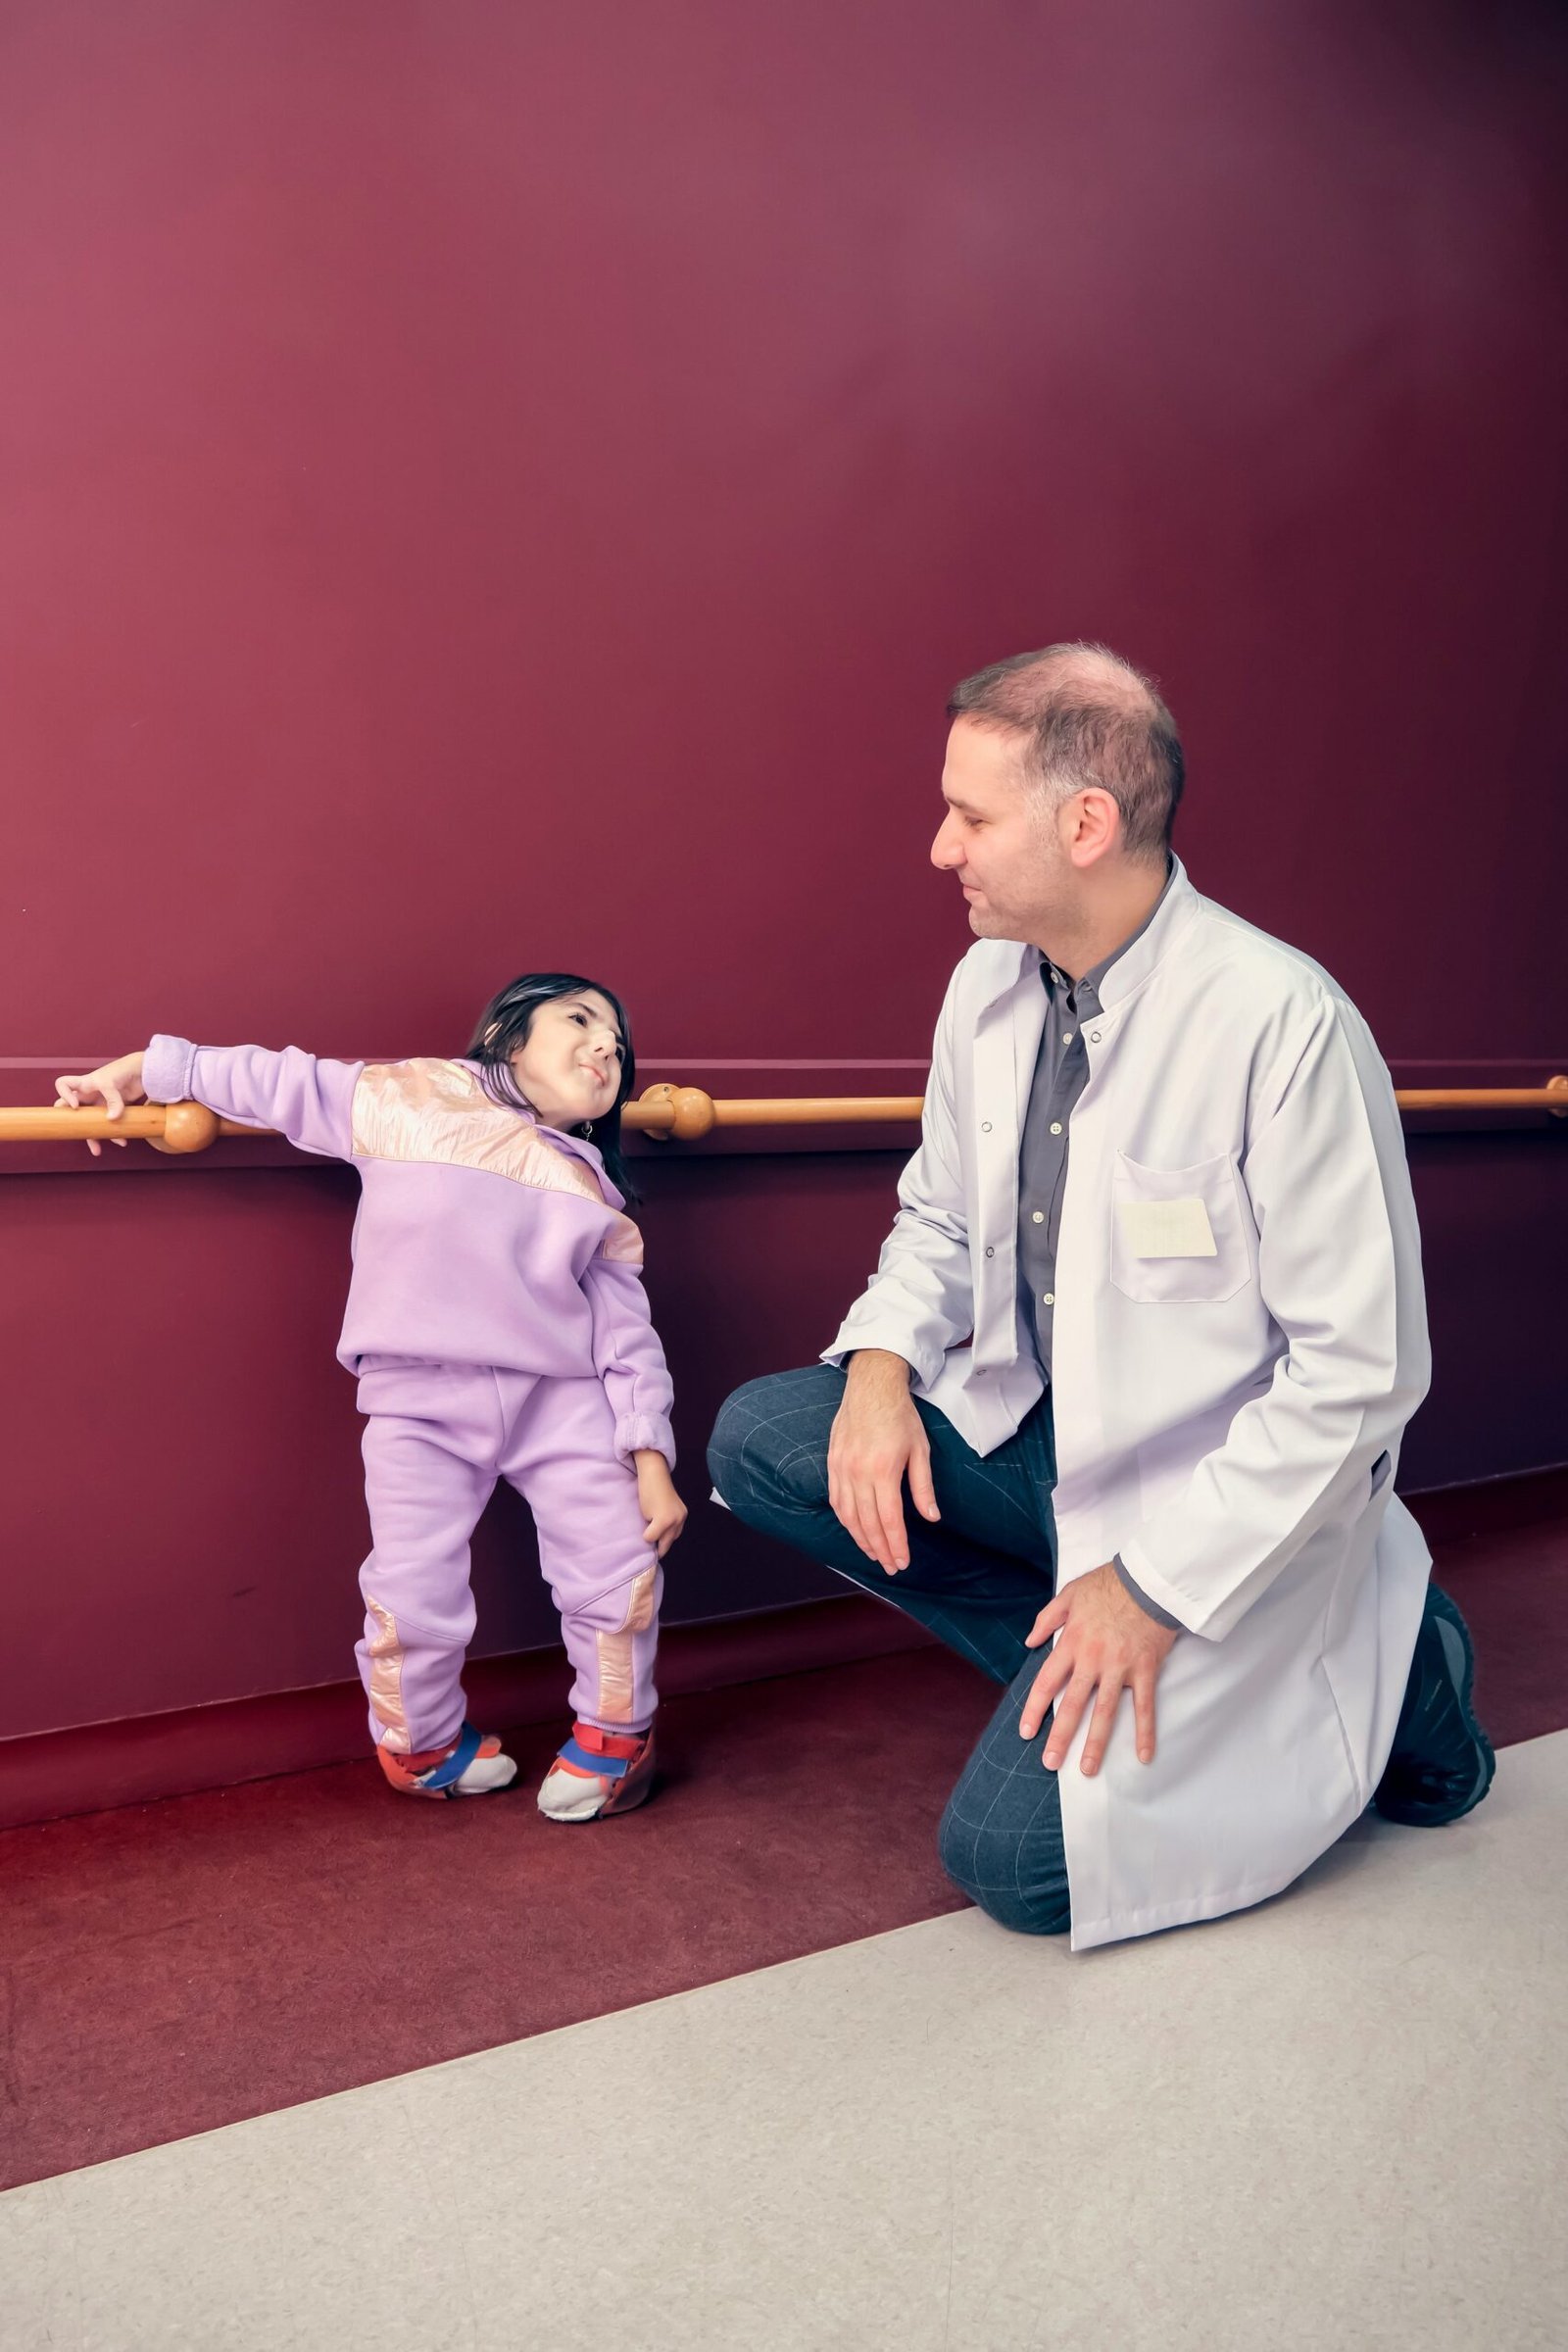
left=629, top=1083, right=717, bottom=1142
left=1550, top=1074, right=1568, bottom=1119
left=156, top=1101, right=222, bottom=1153
left=667, top=1086, right=717, bottom=1140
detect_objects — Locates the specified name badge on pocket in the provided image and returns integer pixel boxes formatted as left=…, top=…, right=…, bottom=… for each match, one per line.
left=1115, top=1197, right=1217, bottom=1258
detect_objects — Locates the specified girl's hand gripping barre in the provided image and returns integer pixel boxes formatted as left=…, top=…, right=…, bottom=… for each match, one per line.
left=54, top=1054, right=148, bottom=1154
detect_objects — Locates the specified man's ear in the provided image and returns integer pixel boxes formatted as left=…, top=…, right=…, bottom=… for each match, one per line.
left=1068, top=787, right=1121, bottom=869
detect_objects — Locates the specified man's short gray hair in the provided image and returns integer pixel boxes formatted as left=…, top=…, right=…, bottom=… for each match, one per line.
left=946, top=643, right=1184, bottom=863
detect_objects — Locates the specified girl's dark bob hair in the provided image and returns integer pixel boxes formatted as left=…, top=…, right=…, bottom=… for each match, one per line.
left=466, top=971, right=638, bottom=1201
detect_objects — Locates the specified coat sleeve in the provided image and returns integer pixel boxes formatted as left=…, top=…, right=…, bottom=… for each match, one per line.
left=142, top=1035, right=362, bottom=1160
left=1114, top=997, right=1431, bottom=1642
left=582, top=1254, right=676, bottom=1470
left=821, top=969, right=975, bottom=1386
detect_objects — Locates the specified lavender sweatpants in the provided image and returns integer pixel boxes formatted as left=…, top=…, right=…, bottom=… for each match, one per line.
left=353, top=1357, right=662, bottom=1755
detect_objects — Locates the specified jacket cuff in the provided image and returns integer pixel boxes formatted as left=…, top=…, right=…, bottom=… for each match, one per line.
left=1112, top=1552, right=1183, bottom=1632
left=617, top=1413, right=675, bottom=1470
left=1114, top=1538, right=1213, bottom=1638
left=142, top=1034, right=199, bottom=1104
left=820, top=1324, right=940, bottom=1390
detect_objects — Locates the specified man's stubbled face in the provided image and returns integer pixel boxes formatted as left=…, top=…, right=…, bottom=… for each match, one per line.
left=930, top=717, right=1071, bottom=948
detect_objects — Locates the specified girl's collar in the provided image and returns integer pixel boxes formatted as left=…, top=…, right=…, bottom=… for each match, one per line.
left=464, top=1058, right=618, bottom=1192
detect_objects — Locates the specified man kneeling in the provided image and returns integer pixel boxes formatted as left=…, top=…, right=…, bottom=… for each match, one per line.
left=709, top=645, right=1493, bottom=1951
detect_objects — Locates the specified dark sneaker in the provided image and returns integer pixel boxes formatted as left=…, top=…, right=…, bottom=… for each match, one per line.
left=1374, top=1583, right=1494, bottom=1827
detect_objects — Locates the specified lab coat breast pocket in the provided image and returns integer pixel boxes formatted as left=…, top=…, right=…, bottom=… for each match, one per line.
left=1110, top=1150, right=1252, bottom=1304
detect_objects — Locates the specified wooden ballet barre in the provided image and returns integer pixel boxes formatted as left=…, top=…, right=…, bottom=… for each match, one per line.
left=1, top=1075, right=1565, bottom=1151
left=0, top=1090, right=929, bottom=1147
left=1389, top=1087, right=1568, bottom=1111
left=0, top=1102, right=252, bottom=1151
left=630, top=1087, right=929, bottom=1138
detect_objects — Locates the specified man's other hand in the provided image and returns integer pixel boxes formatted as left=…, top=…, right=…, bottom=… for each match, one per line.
left=826, top=1349, right=939, bottom=1575
left=1020, top=1560, right=1179, bottom=1774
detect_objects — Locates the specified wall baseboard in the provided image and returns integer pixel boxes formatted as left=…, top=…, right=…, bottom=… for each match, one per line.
left=1404, top=1463, right=1568, bottom=1541
left=4, top=1463, right=1562, bottom=1837
left=0, top=1594, right=934, bottom=1834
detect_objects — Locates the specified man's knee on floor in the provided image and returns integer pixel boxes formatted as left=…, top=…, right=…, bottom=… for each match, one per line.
left=937, top=1797, right=1071, bottom=1938
left=708, top=1376, right=831, bottom=1517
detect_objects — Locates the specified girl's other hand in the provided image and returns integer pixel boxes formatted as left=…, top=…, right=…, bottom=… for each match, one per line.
left=633, top=1451, right=687, bottom=1558
left=54, top=1053, right=148, bottom=1155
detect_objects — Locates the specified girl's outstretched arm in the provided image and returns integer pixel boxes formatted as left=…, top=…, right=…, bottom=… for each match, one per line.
left=58, top=1038, right=364, bottom=1159
left=139, top=1036, right=364, bottom=1158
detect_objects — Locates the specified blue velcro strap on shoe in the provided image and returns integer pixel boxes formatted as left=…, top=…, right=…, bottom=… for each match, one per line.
left=558, top=1736, right=630, bottom=1780
left=419, top=1722, right=484, bottom=1791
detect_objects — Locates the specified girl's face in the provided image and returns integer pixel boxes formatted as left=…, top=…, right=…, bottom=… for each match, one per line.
left=509, top=991, right=625, bottom=1130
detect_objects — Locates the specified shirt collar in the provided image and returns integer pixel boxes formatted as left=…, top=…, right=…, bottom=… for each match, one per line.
left=1040, top=858, right=1176, bottom=1006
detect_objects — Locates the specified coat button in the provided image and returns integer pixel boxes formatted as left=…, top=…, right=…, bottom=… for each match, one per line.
left=985, top=1245, right=995, bottom=1257
left=1031, top=1210, right=1045, bottom=1223
left=1089, top=1030, right=1102, bottom=1044
left=980, top=1120, right=993, bottom=1132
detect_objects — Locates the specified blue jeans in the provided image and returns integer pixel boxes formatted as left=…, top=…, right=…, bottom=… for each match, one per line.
left=708, top=1364, right=1072, bottom=1936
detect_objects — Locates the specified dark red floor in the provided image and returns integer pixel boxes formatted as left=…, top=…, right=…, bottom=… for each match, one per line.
left=1406, top=1474, right=1568, bottom=1751
left=1, top=1485, right=1562, bottom=2192
left=0, top=1647, right=983, bottom=2191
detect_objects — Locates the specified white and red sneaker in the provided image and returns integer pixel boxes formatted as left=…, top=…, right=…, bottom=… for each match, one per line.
left=377, top=1723, right=517, bottom=1799
left=537, top=1722, right=656, bottom=1823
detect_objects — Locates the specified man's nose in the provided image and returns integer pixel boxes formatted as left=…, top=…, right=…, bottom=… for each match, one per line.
left=931, top=822, right=960, bottom=869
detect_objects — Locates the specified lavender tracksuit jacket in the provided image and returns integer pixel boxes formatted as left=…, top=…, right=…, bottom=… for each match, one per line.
left=142, top=1038, right=676, bottom=1467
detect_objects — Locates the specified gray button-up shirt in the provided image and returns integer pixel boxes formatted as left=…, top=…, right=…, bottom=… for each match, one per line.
left=1017, top=864, right=1180, bottom=1628
left=1017, top=868, right=1173, bottom=1371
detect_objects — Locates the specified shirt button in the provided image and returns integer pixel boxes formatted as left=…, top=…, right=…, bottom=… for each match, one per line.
left=1031, top=1211, right=1045, bottom=1224
left=1042, top=1293, right=1054, bottom=1307
left=1050, top=1122, right=1062, bottom=1136
left=1062, top=1031, right=1074, bottom=1044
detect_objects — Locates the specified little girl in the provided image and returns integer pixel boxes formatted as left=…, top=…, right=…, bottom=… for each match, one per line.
left=57, top=973, right=685, bottom=1822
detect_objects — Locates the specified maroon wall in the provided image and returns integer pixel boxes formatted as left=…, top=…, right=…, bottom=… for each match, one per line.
left=3, top=1, right=1565, bottom=1744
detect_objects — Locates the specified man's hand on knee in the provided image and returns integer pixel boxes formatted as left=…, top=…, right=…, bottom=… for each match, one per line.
left=1020, top=1561, right=1179, bottom=1774
left=827, top=1349, right=940, bottom=1575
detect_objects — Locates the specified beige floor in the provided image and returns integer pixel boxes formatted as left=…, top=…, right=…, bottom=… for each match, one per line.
left=4, top=1731, right=1565, bottom=2352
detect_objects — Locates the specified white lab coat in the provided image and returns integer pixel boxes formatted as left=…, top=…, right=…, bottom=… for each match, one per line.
left=825, top=860, right=1432, bottom=1949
